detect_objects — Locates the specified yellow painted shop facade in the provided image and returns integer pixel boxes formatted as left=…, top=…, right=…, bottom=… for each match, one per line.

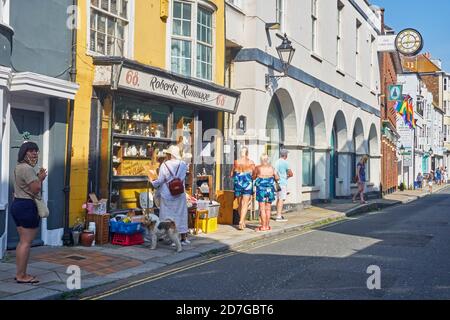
left=70, top=0, right=239, bottom=223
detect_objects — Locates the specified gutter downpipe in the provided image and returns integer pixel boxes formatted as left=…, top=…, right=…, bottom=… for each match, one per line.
left=64, top=0, right=77, bottom=233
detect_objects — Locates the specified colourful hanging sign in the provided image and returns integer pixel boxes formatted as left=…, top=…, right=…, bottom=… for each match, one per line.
left=394, top=95, right=416, bottom=129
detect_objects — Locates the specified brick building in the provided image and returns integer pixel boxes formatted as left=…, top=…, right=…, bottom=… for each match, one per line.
left=378, top=15, right=403, bottom=194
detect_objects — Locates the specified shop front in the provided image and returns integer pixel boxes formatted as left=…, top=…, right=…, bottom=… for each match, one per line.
left=89, top=57, right=240, bottom=215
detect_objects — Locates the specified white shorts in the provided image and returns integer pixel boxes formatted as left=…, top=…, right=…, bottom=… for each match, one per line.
left=277, top=185, right=287, bottom=201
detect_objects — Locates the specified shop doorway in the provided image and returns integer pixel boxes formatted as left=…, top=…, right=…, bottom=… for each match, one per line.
left=7, top=108, right=44, bottom=249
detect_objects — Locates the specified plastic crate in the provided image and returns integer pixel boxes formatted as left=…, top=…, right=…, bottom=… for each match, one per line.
left=109, top=220, right=142, bottom=235
left=195, top=217, right=217, bottom=234
left=86, top=213, right=110, bottom=245
left=111, top=232, right=144, bottom=246
left=208, top=204, right=220, bottom=218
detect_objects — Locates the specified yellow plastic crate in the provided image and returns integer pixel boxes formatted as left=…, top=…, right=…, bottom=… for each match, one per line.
left=195, top=217, right=217, bottom=234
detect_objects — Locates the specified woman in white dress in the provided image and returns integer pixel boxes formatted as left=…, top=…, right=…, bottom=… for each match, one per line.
left=148, top=145, right=190, bottom=245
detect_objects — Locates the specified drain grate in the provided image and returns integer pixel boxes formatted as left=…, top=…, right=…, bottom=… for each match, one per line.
left=65, top=255, right=87, bottom=261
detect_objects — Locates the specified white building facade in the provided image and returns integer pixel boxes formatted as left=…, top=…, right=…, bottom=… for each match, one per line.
left=442, top=74, right=450, bottom=174
left=396, top=74, right=430, bottom=187
left=225, top=0, right=382, bottom=207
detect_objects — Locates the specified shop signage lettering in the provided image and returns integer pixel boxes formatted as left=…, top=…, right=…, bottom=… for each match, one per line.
left=149, top=76, right=178, bottom=95
left=117, top=67, right=237, bottom=113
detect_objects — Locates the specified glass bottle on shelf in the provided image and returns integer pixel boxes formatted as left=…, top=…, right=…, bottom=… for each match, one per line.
left=155, top=123, right=165, bottom=138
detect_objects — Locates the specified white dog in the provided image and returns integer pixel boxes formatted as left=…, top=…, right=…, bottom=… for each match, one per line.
left=142, top=213, right=182, bottom=252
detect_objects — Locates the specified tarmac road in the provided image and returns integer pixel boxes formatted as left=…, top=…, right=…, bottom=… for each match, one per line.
left=81, top=186, right=450, bottom=300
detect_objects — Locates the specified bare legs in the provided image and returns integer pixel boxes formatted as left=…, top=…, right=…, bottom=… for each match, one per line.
left=352, top=183, right=366, bottom=204
left=276, top=198, right=284, bottom=219
left=238, top=195, right=251, bottom=230
left=257, top=203, right=271, bottom=231
left=15, top=226, right=39, bottom=282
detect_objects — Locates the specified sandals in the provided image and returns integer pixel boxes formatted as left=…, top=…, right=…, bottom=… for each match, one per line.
left=255, top=226, right=271, bottom=232
left=15, top=276, right=39, bottom=284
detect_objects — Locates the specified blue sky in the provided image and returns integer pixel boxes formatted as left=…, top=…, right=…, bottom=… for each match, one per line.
left=373, top=0, right=450, bottom=71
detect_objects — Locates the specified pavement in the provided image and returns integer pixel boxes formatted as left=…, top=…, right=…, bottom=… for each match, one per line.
left=1, top=183, right=448, bottom=300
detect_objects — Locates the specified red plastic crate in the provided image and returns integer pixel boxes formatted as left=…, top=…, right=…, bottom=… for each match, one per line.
left=111, top=233, right=144, bottom=246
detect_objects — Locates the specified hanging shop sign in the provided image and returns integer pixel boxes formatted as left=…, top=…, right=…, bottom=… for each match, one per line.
left=388, top=85, right=403, bottom=101
left=117, top=67, right=238, bottom=113
left=377, top=35, right=396, bottom=52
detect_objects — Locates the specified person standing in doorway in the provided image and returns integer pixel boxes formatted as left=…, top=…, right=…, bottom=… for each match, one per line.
left=352, top=155, right=368, bottom=204
left=274, top=149, right=293, bottom=222
left=11, top=141, right=47, bottom=284
left=230, top=147, right=255, bottom=230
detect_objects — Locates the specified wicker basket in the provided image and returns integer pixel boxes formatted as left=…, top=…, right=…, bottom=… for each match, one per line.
left=86, top=213, right=110, bottom=245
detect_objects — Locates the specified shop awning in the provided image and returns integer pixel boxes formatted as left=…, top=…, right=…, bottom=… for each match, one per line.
left=92, top=57, right=241, bottom=114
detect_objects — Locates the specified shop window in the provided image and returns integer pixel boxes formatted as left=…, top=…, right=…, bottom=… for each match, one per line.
left=302, top=110, right=315, bottom=186
left=114, top=97, right=170, bottom=138
left=89, top=0, right=129, bottom=56
left=171, top=1, right=215, bottom=81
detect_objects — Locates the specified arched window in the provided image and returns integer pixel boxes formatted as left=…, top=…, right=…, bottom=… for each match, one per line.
left=266, top=96, right=284, bottom=165
left=303, top=110, right=315, bottom=186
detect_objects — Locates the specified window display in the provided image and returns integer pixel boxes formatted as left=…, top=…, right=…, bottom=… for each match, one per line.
left=110, top=97, right=173, bottom=211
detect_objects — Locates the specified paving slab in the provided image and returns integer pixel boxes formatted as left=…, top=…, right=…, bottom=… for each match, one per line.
left=28, top=261, right=64, bottom=270
left=0, top=282, right=37, bottom=294
left=1, top=288, right=62, bottom=300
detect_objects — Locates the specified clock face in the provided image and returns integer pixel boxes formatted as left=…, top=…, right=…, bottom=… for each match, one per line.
left=395, top=28, right=423, bottom=56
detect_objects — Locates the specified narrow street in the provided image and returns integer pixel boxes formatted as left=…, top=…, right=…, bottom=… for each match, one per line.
left=80, top=186, right=450, bottom=300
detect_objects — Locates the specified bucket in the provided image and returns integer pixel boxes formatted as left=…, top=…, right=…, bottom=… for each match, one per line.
left=72, top=231, right=81, bottom=246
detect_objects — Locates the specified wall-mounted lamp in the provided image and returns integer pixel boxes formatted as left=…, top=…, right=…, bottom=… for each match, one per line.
left=265, top=33, right=296, bottom=88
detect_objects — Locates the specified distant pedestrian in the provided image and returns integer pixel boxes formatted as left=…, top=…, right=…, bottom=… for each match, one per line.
left=352, top=155, right=368, bottom=204
left=416, top=172, right=423, bottom=189
left=435, top=168, right=441, bottom=186
left=428, top=171, right=434, bottom=193
left=253, top=154, right=279, bottom=232
left=11, top=141, right=47, bottom=284
left=444, top=167, right=448, bottom=184
left=274, top=149, right=293, bottom=222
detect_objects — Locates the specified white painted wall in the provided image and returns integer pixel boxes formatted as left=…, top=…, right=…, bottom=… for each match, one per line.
left=227, top=0, right=381, bottom=202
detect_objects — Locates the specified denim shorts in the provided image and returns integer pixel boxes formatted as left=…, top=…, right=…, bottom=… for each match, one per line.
left=10, top=198, right=40, bottom=229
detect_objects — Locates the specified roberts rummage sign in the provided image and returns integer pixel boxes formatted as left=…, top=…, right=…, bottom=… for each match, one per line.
left=117, top=67, right=238, bottom=113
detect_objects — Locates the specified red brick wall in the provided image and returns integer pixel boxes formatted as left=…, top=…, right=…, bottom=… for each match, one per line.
left=421, top=75, right=440, bottom=106
left=380, top=51, right=399, bottom=192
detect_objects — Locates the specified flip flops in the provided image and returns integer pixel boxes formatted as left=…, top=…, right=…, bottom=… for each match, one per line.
left=15, top=276, right=39, bottom=284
